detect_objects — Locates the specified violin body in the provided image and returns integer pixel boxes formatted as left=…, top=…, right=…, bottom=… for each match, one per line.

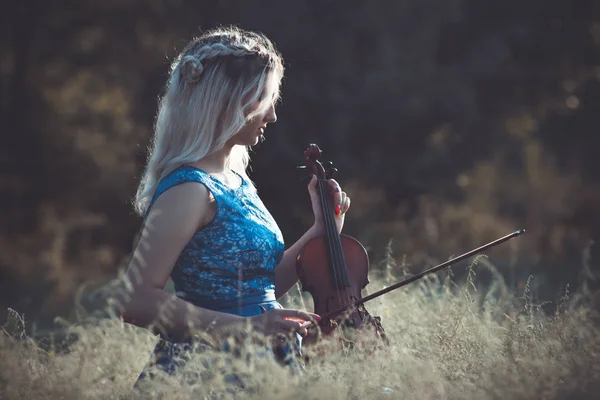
left=295, top=144, right=387, bottom=349
left=296, top=234, right=386, bottom=345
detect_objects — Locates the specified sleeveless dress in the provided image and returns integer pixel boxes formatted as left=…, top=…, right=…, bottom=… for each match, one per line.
left=133, top=165, right=302, bottom=389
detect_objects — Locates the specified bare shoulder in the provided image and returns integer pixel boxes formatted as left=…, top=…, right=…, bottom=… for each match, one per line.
left=127, top=182, right=213, bottom=290
left=146, top=181, right=212, bottom=234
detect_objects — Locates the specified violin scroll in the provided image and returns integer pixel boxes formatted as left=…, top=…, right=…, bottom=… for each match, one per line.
left=304, top=144, right=339, bottom=181
left=304, top=144, right=327, bottom=179
left=323, top=161, right=337, bottom=180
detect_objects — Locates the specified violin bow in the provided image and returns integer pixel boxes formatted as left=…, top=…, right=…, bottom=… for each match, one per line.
left=315, top=228, right=526, bottom=322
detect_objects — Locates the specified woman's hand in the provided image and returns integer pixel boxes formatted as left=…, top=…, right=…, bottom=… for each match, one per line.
left=248, top=308, right=321, bottom=338
left=307, top=175, right=350, bottom=234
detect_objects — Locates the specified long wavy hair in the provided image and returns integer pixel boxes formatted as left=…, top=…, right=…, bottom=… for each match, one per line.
left=134, top=26, right=284, bottom=216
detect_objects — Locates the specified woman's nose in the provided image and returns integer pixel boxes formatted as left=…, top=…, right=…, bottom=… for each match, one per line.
left=265, top=104, right=277, bottom=123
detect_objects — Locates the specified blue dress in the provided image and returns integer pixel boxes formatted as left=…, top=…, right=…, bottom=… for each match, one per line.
left=133, top=165, right=302, bottom=388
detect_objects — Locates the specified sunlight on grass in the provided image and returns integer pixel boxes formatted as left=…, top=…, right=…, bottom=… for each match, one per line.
left=2, top=258, right=599, bottom=399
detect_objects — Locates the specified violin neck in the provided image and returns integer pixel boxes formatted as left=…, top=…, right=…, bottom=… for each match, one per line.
left=317, top=178, right=351, bottom=289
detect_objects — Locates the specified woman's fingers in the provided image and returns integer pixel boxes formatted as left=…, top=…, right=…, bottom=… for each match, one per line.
left=271, top=309, right=321, bottom=337
left=311, top=178, right=350, bottom=217
left=278, top=319, right=308, bottom=337
left=327, top=179, right=345, bottom=215
left=343, top=196, right=351, bottom=214
left=277, top=308, right=321, bottom=322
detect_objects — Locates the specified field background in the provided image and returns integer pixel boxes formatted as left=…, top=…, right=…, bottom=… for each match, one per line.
left=1, top=0, right=600, bottom=398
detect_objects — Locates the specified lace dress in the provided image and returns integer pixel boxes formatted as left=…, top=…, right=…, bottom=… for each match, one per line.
left=133, top=165, right=301, bottom=389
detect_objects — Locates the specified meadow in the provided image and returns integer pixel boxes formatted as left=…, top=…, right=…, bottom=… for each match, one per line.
left=2, top=256, right=599, bottom=400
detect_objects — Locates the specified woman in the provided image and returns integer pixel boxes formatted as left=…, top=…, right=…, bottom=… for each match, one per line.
left=118, top=26, right=351, bottom=388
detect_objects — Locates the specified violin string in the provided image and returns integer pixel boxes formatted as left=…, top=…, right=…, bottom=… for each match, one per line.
left=329, top=193, right=352, bottom=307
left=319, top=178, right=352, bottom=311
left=318, top=178, right=342, bottom=290
left=318, top=178, right=344, bottom=305
left=321, top=178, right=354, bottom=308
left=324, top=178, right=350, bottom=285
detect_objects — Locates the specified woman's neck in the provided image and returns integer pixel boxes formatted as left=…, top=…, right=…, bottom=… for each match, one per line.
left=187, top=144, right=243, bottom=188
left=189, top=145, right=233, bottom=173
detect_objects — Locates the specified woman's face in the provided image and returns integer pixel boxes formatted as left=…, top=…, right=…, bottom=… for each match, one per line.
left=229, top=72, right=279, bottom=146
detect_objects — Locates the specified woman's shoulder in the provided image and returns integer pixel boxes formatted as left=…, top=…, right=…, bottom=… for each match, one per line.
left=146, top=180, right=213, bottom=236
left=154, top=166, right=216, bottom=196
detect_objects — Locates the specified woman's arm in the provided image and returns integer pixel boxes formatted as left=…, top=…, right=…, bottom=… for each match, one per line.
left=116, top=182, right=244, bottom=339
left=119, top=284, right=244, bottom=340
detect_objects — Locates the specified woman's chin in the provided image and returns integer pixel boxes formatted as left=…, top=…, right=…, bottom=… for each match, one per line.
left=231, top=134, right=262, bottom=147
left=250, top=134, right=265, bottom=146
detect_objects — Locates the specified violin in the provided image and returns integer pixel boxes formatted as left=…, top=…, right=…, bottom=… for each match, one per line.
left=295, top=144, right=387, bottom=349
left=293, top=143, right=526, bottom=356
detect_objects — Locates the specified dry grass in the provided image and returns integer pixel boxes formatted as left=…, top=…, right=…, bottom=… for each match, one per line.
left=1, top=258, right=599, bottom=400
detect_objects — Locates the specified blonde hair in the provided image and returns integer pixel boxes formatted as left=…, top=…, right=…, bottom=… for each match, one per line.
left=134, top=26, right=284, bottom=216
